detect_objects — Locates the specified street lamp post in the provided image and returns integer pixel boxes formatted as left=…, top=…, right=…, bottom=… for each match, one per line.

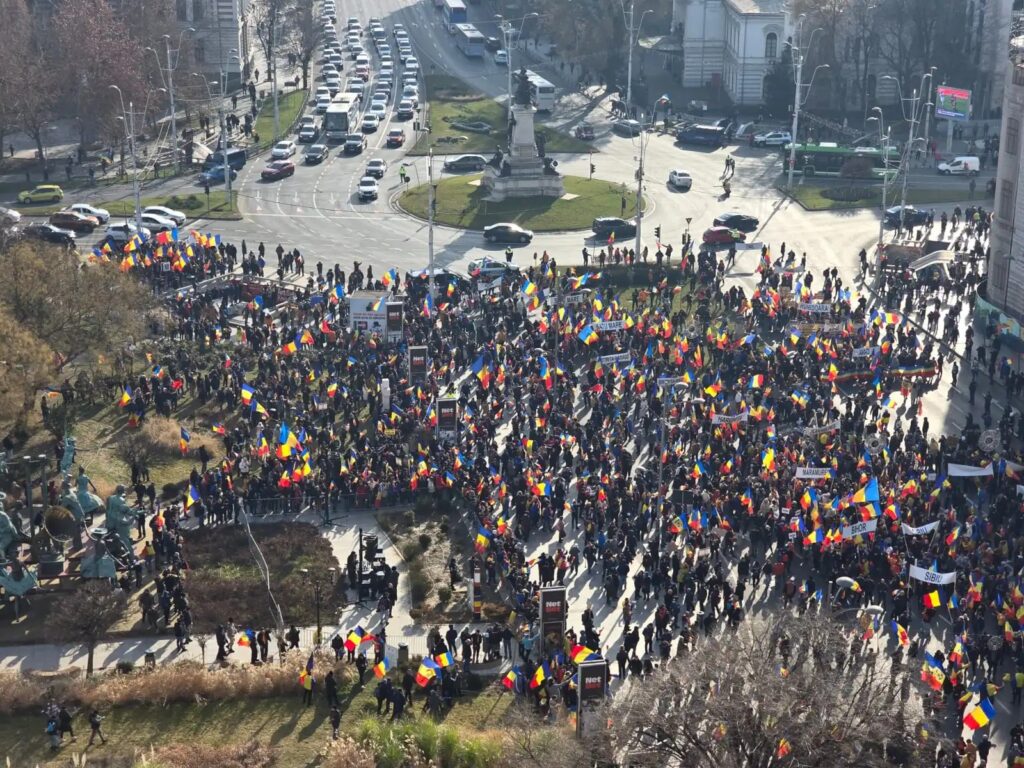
left=867, top=107, right=892, bottom=248
left=427, top=151, right=436, bottom=300
left=882, top=71, right=934, bottom=235
left=300, top=567, right=337, bottom=646
left=109, top=85, right=144, bottom=232
left=622, top=3, right=653, bottom=114
left=147, top=28, right=193, bottom=172
left=786, top=17, right=829, bottom=190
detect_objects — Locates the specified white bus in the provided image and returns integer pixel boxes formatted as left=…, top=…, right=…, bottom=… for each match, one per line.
left=514, top=69, right=557, bottom=112
left=324, top=94, right=360, bottom=141
left=442, top=0, right=467, bottom=31
left=453, top=23, right=486, bottom=57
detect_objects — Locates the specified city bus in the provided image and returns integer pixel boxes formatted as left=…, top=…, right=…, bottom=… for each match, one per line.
left=787, top=143, right=900, bottom=178
left=442, top=0, right=467, bottom=31
left=675, top=124, right=727, bottom=147
left=453, top=23, right=486, bottom=57
left=324, top=95, right=361, bottom=142
left=513, top=69, right=557, bottom=111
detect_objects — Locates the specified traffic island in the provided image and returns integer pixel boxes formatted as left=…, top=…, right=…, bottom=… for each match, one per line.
left=396, top=174, right=644, bottom=232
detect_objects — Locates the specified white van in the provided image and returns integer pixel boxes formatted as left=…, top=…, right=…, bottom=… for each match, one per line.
left=937, top=156, right=980, bottom=176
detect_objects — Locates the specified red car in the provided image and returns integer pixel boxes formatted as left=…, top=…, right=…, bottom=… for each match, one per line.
left=261, top=160, right=295, bottom=181
left=386, top=129, right=405, bottom=147
left=50, top=209, right=99, bottom=232
left=702, top=226, right=746, bottom=245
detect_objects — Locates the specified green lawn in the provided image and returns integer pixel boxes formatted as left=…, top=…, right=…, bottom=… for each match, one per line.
left=786, top=181, right=990, bottom=211
left=103, top=190, right=240, bottom=221
left=410, top=74, right=591, bottom=156
left=398, top=174, right=642, bottom=232
left=254, top=89, right=309, bottom=147
left=0, top=685, right=512, bottom=767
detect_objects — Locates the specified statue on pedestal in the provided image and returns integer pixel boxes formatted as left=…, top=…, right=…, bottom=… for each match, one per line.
left=76, top=467, right=103, bottom=522
left=105, top=486, right=136, bottom=557
left=60, top=477, right=86, bottom=525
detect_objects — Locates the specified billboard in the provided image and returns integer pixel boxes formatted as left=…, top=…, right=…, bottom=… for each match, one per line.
left=409, top=346, right=428, bottom=384
left=539, top=585, right=567, bottom=642
left=437, top=397, right=458, bottom=437
left=348, top=291, right=389, bottom=333
left=935, top=86, right=972, bottom=121
left=386, top=302, right=404, bottom=342
left=578, top=660, right=609, bottom=702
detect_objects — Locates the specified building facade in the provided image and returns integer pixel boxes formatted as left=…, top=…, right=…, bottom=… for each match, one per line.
left=677, top=0, right=788, bottom=107
left=176, top=0, right=251, bottom=93
left=986, top=36, right=1024, bottom=321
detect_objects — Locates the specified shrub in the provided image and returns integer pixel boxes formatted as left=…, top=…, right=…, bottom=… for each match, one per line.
left=161, top=481, right=183, bottom=500
left=438, top=586, right=452, bottom=604
left=400, top=541, right=422, bottom=562
left=115, top=660, right=134, bottom=674
left=408, top=564, right=432, bottom=603
left=320, top=736, right=376, bottom=768
left=166, top=193, right=204, bottom=211
left=142, top=740, right=278, bottom=768
left=417, top=533, right=432, bottom=552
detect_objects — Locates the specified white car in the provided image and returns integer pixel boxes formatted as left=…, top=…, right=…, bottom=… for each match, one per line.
left=494, top=50, right=508, bottom=66
left=272, top=140, right=297, bottom=159
left=105, top=222, right=151, bottom=243
left=298, top=115, right=317, bottom=131
left=139, top=212, right=176, bottom=232
left=369, top=102, right=387, bottom=120
left=361, top=114, right=380, bottom=132
left=142, top=205, right=186, bottom=225
left=753, top=130, right=792, bottom=147
left=298, top=125, right=318, bottom=143
left=468, top=256, right=520, bottom=278
left=0, top=206, right=22, bottom=228
left=68, top=202, right=111, bottom=224
left=316, top=95, right=332, bottom=113
left=668, top=170, right=692, bottom=190
left=326, top=77, right=342, bottom=95
left=358, top=176, right=379, bottom=201
left=349, top=44, right=365, bottom=59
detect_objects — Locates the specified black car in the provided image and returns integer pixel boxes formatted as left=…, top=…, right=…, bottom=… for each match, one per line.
left=404, top=267, right=472, bottom=297
left=884, top=205, right=930, bottom=228
left=483, top=222, right=533, bottom=244
left=304, top=144, right=329, bottom=164
left=713, top=212, right=759, bottom=233
left=443, top=154, right=487, bottom=173
left=484, top=36, right=502, bottom=52
left=592, top=217, right=637, bottom=239
left=24, top=223, right=76, bottom=246
left=344, top=133, right=368, bottom=154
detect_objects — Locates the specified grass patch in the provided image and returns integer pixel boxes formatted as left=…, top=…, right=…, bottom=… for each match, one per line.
left=410, top=74, right=591, bottom=156
left=186, top=523, right=343, bottom=631
left=786, top=181, right=986, bottom=211
left=255, top=89, right=309, bottom=148
left=0, top=685, right=512, bottom=767
left=101, top=190, right=241, bottom=221
left=398, top=174, right=642, bottom=232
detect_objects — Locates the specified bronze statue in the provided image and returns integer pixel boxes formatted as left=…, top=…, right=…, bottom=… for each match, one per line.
left=514, top=67, right=532, bottom=107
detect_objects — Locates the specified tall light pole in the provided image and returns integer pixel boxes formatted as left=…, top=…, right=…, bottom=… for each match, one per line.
left=786, top=17, right=828, bottom=190
left=495, top=12, right=538, bottom=125
left=109, top=85, right=144, bottom=232
left=147, top=27, right=193, bottom=171
left=300, top=567, right=336, bottom=646
left=921, top=66, right=937, bottom=158
left=633, top=100, right=659, bottom=258
left=883, top=71, right=933, bottom=235
left=867, top=107, right=892, bottom=248
left=427, top=151, right=436, bottom=300
left=193, top=70, right=237, bottom=212
left=622, top=3, right=653, bottom=114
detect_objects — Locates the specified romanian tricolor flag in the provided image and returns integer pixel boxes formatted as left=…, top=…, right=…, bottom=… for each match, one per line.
left=891, top=621, right=909, bottom=647
left=852, top=477, right=879, bottom=504
left=578, top=325, right=599, bottom=345
left=374, top=657, right=392, bottom=678
left=344, top=626, right=368, bottom=652
left=416, top=658, right=441, bottom=687
left=185, top=484, right=201, bottom=509
left=117, top=386, right=133, bottom=408
left=923, top=591, right=941, bottom=609
left=475, top=527, right=492, bottom=553
left=570, top=645, right=596, bottom=664
left=529, top=661, right=550, bottom=689
left=435, top=651, right=455, bottom=668
left=776, top=739, right=792, bottom=758
left=211, top=423, right=226, bottom=435
left=236, top=629, right=255, bottom=647
left=240, top=384, right=255, bottom=404
left=963, top=699, right=996, bottom=730
left=179, top=427, right=191, bottom=455
left=502, top=666, right=520, bottom=690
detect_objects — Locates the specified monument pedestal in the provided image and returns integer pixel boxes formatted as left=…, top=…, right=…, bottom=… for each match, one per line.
left=480, top=103, right=564, bottom=202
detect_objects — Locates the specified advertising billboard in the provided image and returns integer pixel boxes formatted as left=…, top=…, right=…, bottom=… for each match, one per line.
left=935, top=86, right=972, bottom=121
left=409, top=346, right=429, bottom=384
left=578, top=660, right=609, bottom=702
left=437, top=397, right=458, bottom=438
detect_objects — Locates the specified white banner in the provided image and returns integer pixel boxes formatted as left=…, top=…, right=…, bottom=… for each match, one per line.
left=803, top=420, right=840, bottom=437
left=798, top=302, right=832, bottom=314
left=852, top=347, right=878, bottom=359
left=908, top=564, right=958, bottom=585
left=901, top=521, right=940, bottom=535
left=842, top=519, right=878, bottom=539
left=712, top=412, right=749, bottom=425
left=796, top=467, right=832, bottom=479
left=598, top=352, right=632, bottom=364
left=947, top=462, right=994, bottom=477
left=595, top=320, right=626, bottom=332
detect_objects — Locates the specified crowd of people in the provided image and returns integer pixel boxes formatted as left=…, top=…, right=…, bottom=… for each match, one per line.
left=39, top=198, right=1024, bottom=764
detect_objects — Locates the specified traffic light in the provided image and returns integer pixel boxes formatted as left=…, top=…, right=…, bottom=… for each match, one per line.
left=655, top=226, right=661, bottom=241
left=590, top=163, right=595, bottom=176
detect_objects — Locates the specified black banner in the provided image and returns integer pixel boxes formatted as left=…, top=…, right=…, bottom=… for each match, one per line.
left=539, top=585, right=567, bottom=638
left=578, top=660, right=608, bottom=702
left=386, top=302, right=404, bottom=339
left=409, top=346, right=428, bottom=385
left=437, top=398, right=458, bottom=435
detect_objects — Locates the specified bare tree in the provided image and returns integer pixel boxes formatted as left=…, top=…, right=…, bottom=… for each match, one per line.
left=0, top=0, right=35, bottom=157
left=289, top=0, right=324, bottom=91
left=8, top=58, right=57, bottom=162
left=48, top=582, right=128, bottom=676
left=253, top=0, right=291, bottom=84
left=606, top=614, right=926, bottom=768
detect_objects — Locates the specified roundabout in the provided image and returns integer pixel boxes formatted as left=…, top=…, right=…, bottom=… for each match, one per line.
left=396, top=174, right=647, bottom=233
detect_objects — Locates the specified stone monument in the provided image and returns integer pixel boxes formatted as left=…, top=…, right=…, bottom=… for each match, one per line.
left=480, top=67, right=564, bottom=202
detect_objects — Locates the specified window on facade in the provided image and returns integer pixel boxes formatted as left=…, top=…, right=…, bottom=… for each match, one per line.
left=193, top=0, right=204, bottom=20
left=1008, top=118, right=1020, bottom=156
left=1000, top=180, right=1014, bottom=220
left=1015, top=66, right=1024, bottom=87
left=176, top=0, right=187, bottom=20
left=194, top=39, right=205, bottom=63
left=765, top=32, right=778, bottom=59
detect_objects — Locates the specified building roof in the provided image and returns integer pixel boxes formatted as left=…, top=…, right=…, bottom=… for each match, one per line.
left=727, top=0, right=787, bottom=15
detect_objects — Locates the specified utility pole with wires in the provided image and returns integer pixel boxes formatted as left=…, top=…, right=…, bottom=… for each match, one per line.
left=146, top=28, right=193, bottom=172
